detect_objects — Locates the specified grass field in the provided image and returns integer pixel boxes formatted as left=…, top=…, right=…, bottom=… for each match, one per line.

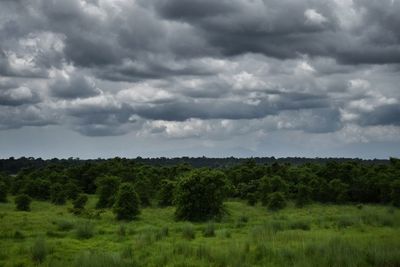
left=1, top=197, right=400, bottom=267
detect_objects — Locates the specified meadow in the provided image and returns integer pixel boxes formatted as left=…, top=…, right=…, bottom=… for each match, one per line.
left=1, top=196, right=400, bottom=267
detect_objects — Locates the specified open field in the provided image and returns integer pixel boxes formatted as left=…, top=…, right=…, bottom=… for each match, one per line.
left=1, top=197, right=400, bottom=267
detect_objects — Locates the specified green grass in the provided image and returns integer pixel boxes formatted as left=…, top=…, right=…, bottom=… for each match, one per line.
left=0, top=196, right=400, bottom=266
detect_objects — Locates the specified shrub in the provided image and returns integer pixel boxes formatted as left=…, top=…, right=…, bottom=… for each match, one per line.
left=75, top=221, right=94, bottom=239
left=31, top=238, right=48, bottom=263
left=65, top=182, right=80, bottom=200
left=15, top=194, right=31, bottom=211
left=73, top=194, right=88, bottom=210
left=117, top=224, right=126, bottom=237
left=182, top=224, right=196, bottom=240
left=113, top=183, right=140, bottom=221
left=288, top=220, right=311, bottom=231
left=0, top=181, right=7, bottom=202
left=133, top=177, right=152, bottom=207
left=175, top=169, right=228, bottom=221
left=56, top=220, right=75, bottom=231
left=96, top=175, right=120, bottom=209
left=157, top=179, right=176, bottom=207
left=267, top=192, right=286, bottom=211
left=50, top=183, right=66, bottom=205
left=295, top=184, right=311, bottom=207
left=391, top=180, right=400, bottom=207
left=74, top=251, right=133, bottom=267
left=203, top=223, right=216, bottom=237
left=13, top=230, right=25, bottom=240
left=259, top=175, right=288, bottom=206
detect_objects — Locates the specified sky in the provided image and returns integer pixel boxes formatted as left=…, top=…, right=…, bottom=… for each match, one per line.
left=0, top=0, right=400, bottom=159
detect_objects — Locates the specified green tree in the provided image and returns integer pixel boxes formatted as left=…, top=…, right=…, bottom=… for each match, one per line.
left=329, top=179, right=348, bottom=203
left=50, top=183, right=66, bottom=205
left=158, top=179, right=176, bottom=207
left=0, top=181, right=7, bottom=202
left=134, top=176, right=152, bottom=207
left=267, top=192, right=286, bottom=211
left=259, top=175, right=288, bottom=206
left=113, top=183, right=140, bottom=221
left=295, top=184, right=311, bottom=207
left=391, top=180, right=400, bottom=207
left=175, top=169, right=228, bottom=221
left=64, top=182, right=80, bottom=200
left=15, top=194, right=32, bottom=211
left=96, top=175, right=120, bottom=209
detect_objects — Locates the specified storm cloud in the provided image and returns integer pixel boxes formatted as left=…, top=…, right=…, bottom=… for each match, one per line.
left=0, top=0, right=400, bottom=158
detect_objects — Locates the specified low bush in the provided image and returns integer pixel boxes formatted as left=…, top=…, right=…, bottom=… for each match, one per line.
left=31, top=238, right=49, bottom=263
left=15, top=194, right=31, bottom=211
left=75, top=221, right=95, bottom=239
left=203, top=223, right=216, bottom=237
left=56, top=220, right=75, bottom=231
left=181, top=224, right=196, bottom=240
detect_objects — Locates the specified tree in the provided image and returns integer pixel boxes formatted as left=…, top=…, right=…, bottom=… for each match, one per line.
left=73, top=194, right=88, bottom=210
left=64, top=182, right=80, bottom=200
left=391, top=180, right=400, bottom=207
left=175, top=169, right=228, bottom=221
left=329, top=179, right=348, bottom=203
left=259, top=175, right=288, bottom=206
left=96, top=175, right=120, bottom=209
left=23, top=179, right=50, bottom=200
left=295, top=184, right=311, bottom=207
left=134, top=176, right=152, bottom=207
left=158, top=179, right=176, bottom=207
left=0, top=181, right=7, bottom=202
left=267, top=192, right=286, bottom=211
left=15, top=194, right=32, bottom=211
left=113, top=183, right=140, bottom=221
left=50, top=183, right=66, bottom=205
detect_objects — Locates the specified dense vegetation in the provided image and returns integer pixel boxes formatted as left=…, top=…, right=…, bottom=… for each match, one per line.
left=0, top=157, right=399, bottom=266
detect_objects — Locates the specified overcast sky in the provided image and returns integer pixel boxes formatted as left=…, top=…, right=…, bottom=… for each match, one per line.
left=0, top=0, right=400, bottom=159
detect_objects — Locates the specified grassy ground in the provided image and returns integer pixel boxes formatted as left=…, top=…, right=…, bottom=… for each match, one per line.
left=1, top=197, right=400, bottom=267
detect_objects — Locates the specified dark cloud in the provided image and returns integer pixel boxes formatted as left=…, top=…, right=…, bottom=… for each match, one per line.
left=49, top=72, right=101, bottom=99
left=0, top=0, right=399, bottom=157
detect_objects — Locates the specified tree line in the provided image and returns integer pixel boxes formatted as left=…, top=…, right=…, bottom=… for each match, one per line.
left=0, top=157, right=399, bottom=221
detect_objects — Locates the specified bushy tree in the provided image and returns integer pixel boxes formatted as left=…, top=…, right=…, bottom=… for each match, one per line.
left=23, top=179, right=50, bottom=200
left=295, top=184, right=311, bottom=207
left=113, top=183, right=140, bottom=220
left=175, top=169, right=228, bottom=221
left=0, top=181, right=7, bottom=202
left=391, top=180, right=400, bottom=207
left=134, top=176, right=152, bottom=207
left=50, top=183, right=66, bottom=205
left=64, top=182, right=80, bottom=200
left=96, top=175, right=120, bottom=209
left=259, top=175, right=288, bottom=206
left=15, top=194, right=32, bottom=211
left=267, top=192, right=286, bottom=211
left=329, top=179, right=348, bottom=203
left=158, top=179, right=176, bottom=207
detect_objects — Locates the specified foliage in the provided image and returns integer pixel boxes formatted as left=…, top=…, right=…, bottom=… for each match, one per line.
left=259, top=175, right=288, bottom=206
left=391, top=180, right=400, bottom=207
left=96, top=175, right=120, bottom=209
left=15, top=194, right=31, bottom=211
left=75, top=220, right=95, bottom=239
left=267, top=192, right=286, bottom=211
left=295, top=183, right=312, bottom=207
left=73, top=194, right=88, bottom=210
left=50, top=183, right=67, bottom=205
left=175, top=169, right=228, bottom=221
left=0, top=181, right=7, bottom=202
left=113, top=183, right=140, bottom=221
left=31, top=237, right=49, bottom=263
left=157, top=179, right=176, bottom=207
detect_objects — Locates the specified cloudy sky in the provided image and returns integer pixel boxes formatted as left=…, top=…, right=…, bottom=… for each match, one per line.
left=0, top=0, right=400, bottom=159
